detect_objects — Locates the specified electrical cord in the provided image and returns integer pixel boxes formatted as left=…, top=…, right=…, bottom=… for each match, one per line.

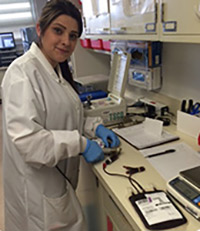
left=103, top=163, right=146, bottom=193
left=103, top=163, right=140, bottom=193
left=56, top=165, right=71, bottom=184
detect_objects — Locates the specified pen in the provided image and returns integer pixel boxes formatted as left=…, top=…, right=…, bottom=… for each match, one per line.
left=146, top=149, right=176, bottom=158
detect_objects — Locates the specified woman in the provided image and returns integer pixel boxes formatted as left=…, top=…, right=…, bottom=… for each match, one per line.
left=1, top=0, right=120, bottom=230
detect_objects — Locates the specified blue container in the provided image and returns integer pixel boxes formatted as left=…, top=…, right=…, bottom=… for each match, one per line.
left=79, top=90, right=107, bottom=102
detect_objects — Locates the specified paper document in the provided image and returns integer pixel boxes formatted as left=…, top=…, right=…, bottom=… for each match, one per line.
left=140, top=142, right=200, bottom=181
left=113, top=118, right=179, bottom=149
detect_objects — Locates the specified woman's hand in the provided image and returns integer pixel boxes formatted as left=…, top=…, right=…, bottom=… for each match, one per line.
left=95, top=124, right=120, bottom=148
left=82, top=139, right=104, bottom=163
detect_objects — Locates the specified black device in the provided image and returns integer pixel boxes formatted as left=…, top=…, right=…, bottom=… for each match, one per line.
left=180, top=166, right=200, bottom=189
left=129, top=190, right=187, bottom=230
left=0, top=32, right=16, bottom=50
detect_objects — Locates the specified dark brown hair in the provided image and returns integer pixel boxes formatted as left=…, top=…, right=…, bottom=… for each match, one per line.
left=38, top=0, right=82, bottom=37
left=38, top=0, right=82, bottom=93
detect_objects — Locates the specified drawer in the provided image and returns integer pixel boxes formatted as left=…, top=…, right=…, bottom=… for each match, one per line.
left=101, top=185, right=137, bottom=231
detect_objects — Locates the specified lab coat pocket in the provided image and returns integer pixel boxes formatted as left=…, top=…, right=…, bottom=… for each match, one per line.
left=43, top=185, right=79, bottom=231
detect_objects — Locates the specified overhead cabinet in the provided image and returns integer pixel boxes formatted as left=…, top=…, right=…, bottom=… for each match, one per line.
left=82, top=0, right=158, bottom=39
left=109, top=0, right=157, bottom=35
left=82, top=0, right=110, bottom=34
left=160, top=0, right=200, bottom=43
left=81, top=0, right=200, bottom=43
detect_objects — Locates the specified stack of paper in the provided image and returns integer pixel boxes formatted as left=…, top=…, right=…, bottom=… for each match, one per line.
left=113, top=118, right=179, bottom=149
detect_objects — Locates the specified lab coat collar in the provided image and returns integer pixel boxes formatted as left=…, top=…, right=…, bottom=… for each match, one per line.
left=29, top=42, right=62, bottom=83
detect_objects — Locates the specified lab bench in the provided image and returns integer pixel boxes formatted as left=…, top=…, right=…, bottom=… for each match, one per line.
left=91, top=125, right=200, bottom=231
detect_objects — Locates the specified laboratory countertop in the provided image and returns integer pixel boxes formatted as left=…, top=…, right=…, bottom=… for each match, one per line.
left=92, top=125, right=200, bottom=231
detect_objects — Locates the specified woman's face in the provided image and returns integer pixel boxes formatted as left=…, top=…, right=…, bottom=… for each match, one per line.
left=36, top=14, right=79, bottom=68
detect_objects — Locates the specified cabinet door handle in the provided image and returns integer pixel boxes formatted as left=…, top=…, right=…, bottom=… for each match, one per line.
left=161, top=2, right=164, bottom=23
left=161, top=2, right=177, bottom=32
left=145, top=1, right=158, bottom=32
left=96, top=28, right=110, bottom=34
left=111, top=27, right=127, bottom=34
left=154, top=1, right=158, bottom=23
left=83, top=17, right=87, bottom=29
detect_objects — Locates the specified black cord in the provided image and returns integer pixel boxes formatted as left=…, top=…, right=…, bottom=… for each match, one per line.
left=103, top=166, right=140, bottom=193
left=103, top=164, right=145, bottom=193
left=56, top=165, right=71, bottom=184
left=128, top=175, right=145, bottom=193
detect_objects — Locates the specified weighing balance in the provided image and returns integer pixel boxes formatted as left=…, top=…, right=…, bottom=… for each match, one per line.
left=84, top=51, right=131, bottom=125
left=167, top=166, right=200, bottom=220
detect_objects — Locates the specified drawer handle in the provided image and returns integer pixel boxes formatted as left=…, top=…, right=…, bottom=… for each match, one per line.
left=163, top=21, right=177, bottom=32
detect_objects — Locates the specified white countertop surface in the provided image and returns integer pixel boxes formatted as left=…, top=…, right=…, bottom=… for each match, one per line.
left=92, top=125, right=200, bottom=230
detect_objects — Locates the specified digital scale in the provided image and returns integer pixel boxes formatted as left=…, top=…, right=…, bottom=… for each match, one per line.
left=84, top=51, right=131, bottom=125
left=167, top=166, right=200, bottom=220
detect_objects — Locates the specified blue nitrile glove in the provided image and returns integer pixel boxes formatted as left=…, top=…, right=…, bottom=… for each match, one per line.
left=95, top=124, right=120, bottom=148
left=82, top=139, right=104, bottom=163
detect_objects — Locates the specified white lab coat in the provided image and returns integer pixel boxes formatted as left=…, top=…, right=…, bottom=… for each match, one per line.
left=1, top=42, right=101, bottom=231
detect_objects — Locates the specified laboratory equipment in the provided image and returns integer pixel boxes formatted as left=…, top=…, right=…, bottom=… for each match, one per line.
left=0, top=32, right=17, bottom=67
left=0, top=32, right=16, bottom=50
left=84, top=51, right=131, bottom=125
left=167, top=166, right=200, bottom=220
left=128, top=66, right=161, bottom=91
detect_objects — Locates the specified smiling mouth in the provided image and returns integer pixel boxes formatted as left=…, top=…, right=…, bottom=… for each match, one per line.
left=56, top=47, right=69, bottom=53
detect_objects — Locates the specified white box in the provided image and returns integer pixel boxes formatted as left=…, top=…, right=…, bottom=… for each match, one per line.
left=177, top=110, right=200, bottom=138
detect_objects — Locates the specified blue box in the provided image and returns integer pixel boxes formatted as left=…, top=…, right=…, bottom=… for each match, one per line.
left=127, top=41, right=162, bottom=68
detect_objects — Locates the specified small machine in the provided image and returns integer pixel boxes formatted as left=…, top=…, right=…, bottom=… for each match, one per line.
left=84, top=51, right=131, bottom=125
left=167, top=166, right=200, bottom=220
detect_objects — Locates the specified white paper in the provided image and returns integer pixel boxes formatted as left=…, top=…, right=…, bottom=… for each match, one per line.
left=140, top=142, right=200, bottom=181
left=144, top=117, right=163, bottom=137
left=136, top=191, right=183, bottom=225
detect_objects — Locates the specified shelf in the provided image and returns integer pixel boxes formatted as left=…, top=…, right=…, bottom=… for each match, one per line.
left=87, top=48, right=111, bottom=55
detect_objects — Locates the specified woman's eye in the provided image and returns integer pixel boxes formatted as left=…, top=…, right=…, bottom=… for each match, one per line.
left=69, top=34, right=78, bottom=41
left=53, top=27, right=62, bottom=34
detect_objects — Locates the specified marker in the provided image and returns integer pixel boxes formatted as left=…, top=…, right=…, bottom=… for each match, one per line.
left=146, top=149, right=176, bottom=158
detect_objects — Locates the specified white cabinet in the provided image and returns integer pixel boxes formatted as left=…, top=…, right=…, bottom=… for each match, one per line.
left=97, top=183, right=137, bottom=231
left=81, top=0, right=159, bottom=40
left=81, top=0, right=200, bottom=43
left=160, top=0, right=200, bottom=43
left=109, top=0, right=157, bottom=35
left=82, top=0, right=110, bottom=34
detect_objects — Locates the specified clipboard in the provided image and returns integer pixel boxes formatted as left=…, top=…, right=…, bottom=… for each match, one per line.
left=113, top=123, right=179, bottom=149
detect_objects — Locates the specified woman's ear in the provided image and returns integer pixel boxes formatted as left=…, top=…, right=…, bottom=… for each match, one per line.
left=36, top=23, right=41, bottom=37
